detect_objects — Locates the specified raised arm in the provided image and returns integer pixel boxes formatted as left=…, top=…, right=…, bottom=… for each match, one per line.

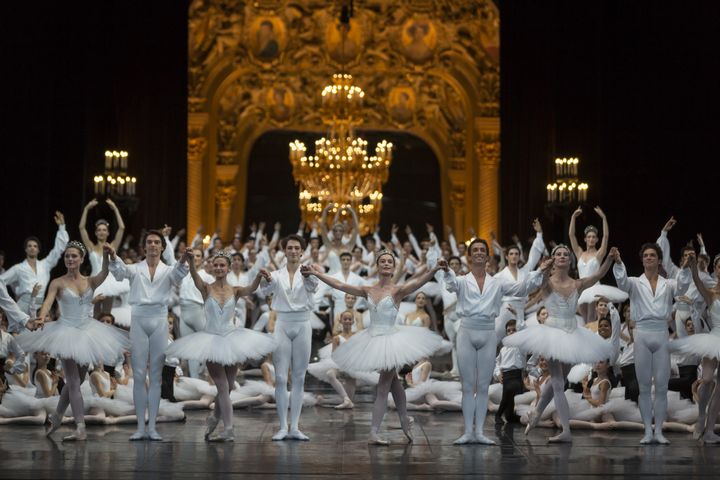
left=183, top=249, right=208, bottom=299
left=89, top=244, right=112, bottom=290
left=688, top=256, right=714, bottom=306
left=37, top=279, right=61, bottom=324
left=345, top=206, right=360, bottom=247
left=304, top=264, right=366, bottom=297
left=235, top=269, right=267, bottom=297
left=521, top=219, right=545, bottom=273
left=656, top=216, right=679, bottom=277
left=612, top=249, right=633, bottom=293
left=319, top=204, right=333, bottom=246
left=568, top=207, right=583, bottom=259
left=394, top=259, right=447, bottom=301
left=504, top=258, right=554, bottom=297
left=579, top=247, right=618, bottom=293
left=44, top=211, right=69, bottom=267
left=595, top=207, right=609, bottom=261
left=106, top=199, right=126, bottom=250
left=79, top=199, right=98, bottom=251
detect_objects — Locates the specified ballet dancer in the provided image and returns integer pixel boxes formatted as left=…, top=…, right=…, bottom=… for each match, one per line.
left=166, top=250, right=276, bottom=442
left=259, top=234, right=319, bottom=441
left=18, top=241, right=128, bottom=441
left=109, top=230, right=189, bottom=441
left=443, top=238, right=552, bottom=445
left=613, top=243, right=691, bottom=444
left=306, top=251, right=445, bottom=445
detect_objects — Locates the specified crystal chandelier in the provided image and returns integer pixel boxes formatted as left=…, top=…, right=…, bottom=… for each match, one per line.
left=546, top=157, right=588, bottom=204
left=289, top=74, right=393, bottom=234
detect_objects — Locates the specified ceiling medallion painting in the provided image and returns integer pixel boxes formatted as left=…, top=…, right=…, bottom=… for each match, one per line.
left=188, top=0, right=500, bottom=240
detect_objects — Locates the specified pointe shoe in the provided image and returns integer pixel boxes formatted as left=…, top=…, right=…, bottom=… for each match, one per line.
left=334, top=397, right=354, bottom=410
left=288, top=429, right=310, bottom=441
left=147, top=429, right=163, bottom=441
left=400, top=416, right=414, bottom=443
left=205, top=414, right=220, bottom=440
left=524, top=409, right=540, bottom=435
left=548, top=431, right=572, bottom=443
left=63, top=427, right=87, bottom=442
left=272, top=429, right=288, bottom=441
left=209, top=428, right=234, bottom=442
left=368, top=433, right=390, bottom=446
left=639, top=433, right=654, bottom=445
left=693, top=420, right=705, bottom=440
left=453, top=433, right=476, bottom=445
left=653, top=433, right=670, bottom=445
left=46, top=413, right=62, bottom=437
left=474, top=433, right=496, bottom=445
left=703, top=432, right=720, bottom=444
left=129, top=430, right=147, bottom=441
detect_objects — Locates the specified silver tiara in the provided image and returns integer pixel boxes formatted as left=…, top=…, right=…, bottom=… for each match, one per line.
left=551, top=243, right=570, bottom=256
left=213, top=250, right=233, bottom=263
left=66, top=240, right=87, bottom=257
left=584, top=225, right=598, bottom=235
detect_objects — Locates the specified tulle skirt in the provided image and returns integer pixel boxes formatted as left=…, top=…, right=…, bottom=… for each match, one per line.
left=17, top=318, right=129, bottom=366
left=503, top=323, right=613, bottom=364
left=404, top=379, right=462, bottom=403
left=231, top=380, right=317, bottom=406
left=332, top=326, right=443, bottom=372
left=578, top=284, right=629, bottom=305
left=307, top=357, right=379, bottom=386
left=166, top=328, right=277, bottom=366
left=669, top=332, right=720, bottom=360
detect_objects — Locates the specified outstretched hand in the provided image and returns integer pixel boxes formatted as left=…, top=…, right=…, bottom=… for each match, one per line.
left=662, top=216, right=677, bottom=232
left=607, top=247, right=620, bottom=263
left=181, top=248, right=194, bottom=264
left=533, top=218, right=542, bottom=233
left=103, top=243, right=116, bottom=260
left=572, top=207, right=582, bottom=218
left=539, top=257, right=554, bottom=273
left=435, top=258, right=449, bottom=272
left=54, top=211, right=65, bottom=226
left=258, top=269, right=272, bottom=282
left=593, top=206, right=606, bottom=218
left=300, top=264, right=312, bottom=277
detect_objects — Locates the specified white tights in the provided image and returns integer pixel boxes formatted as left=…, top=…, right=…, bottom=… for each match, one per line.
left=371, top=370, right=408, bottom=435
left=445, top=315, right=460, bottom=374
left=695, top=358, right=720, bottom=441
left=273, top=320, right=311, bottom=431
left=634, top=330, right=670, bottom=436
left=533, top=359, right=571, bottom=436
left=54, top=359, right=88, bottom=426
left=456, top=327, right=496, bottom=437
left=130, top=314, right=168, bottom=433
left=180, top=303, right=205, bottom=378
left=207, top=363, right=238, bottom=429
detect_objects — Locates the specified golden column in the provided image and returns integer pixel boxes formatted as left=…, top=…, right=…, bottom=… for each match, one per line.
left=475, top=117, right=501, bottom=240
left=187, top=112, right=209, bottom=237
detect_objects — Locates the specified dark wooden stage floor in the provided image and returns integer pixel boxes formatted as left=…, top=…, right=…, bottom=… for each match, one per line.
left=2, top=397, right=719, bottom=479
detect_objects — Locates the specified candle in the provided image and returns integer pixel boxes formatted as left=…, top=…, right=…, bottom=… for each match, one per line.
left=105, top=151, right=112, bottom=170
left=120, top=151, right=128, bottom=170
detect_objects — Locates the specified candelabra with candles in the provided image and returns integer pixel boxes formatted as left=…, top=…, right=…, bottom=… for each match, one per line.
left=93, top=150, right=138, bottom=197
left=546, top=157, right=588, bottom=204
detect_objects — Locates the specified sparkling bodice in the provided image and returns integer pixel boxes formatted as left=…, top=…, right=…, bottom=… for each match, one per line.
left=577, top=256, right=599, bottom=279
left=544, top=289, right=579, bottom=332
left=204, top=296, right=236, bottom=335
left=58, top=289, right=94, bottom=327
left=367, top=296, right=399, bottom=336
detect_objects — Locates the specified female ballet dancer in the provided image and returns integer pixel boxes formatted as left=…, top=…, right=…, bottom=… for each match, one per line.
left=671, top=255, right=720, bottom=443
left=613, top=244, right=691, bottom=444
left=306, top=251, right=446, bottom=445
left=504, top=245, right=618, bottom=443
left=403, top=292, right=431, bottom=328
left=166, top=250, right=276, bottom=442
left=17, top=242, right=129, bottom=441
left=442, top=238, right=552, bottom=445
left=398, top=358, right=462, bottom=412
left=319, top=204, right=359, bottom=275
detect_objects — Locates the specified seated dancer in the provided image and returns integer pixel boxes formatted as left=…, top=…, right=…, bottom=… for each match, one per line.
left=306, top=251, right=445, bottom=445
left=397, top=358, right=462, bottom=412
left=504, top=245, right=617, bottom=443
left=166, top=250, right=276, bottom=442
left=17, top=242, right=129, bottom=441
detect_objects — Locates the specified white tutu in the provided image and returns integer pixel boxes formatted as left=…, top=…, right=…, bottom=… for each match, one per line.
left=17, top=319, right=129, bottom=366
left=332, top=326, right=443, bottom=372
left=669, top=332, right=720, bottom=360
left=578, top=284, right=628, bottom=305
left=166, top=328, right=277, bottom=366
left=173, top=377, right=212, bottom=402
left=0, top=389, right=45, bottom=417
left=232, top=380, right=317, bottom=406
left=310, top=313, right=326, bottom=330
left=503, top=324, right=613, bottom=364
left=404, top=379, right=462, bottom=403
left=567, top=363, right=592, bottom=384
left=307, top=358, right=379, bottom=386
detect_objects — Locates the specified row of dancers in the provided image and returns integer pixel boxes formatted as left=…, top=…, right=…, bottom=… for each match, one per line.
left=1, top=201, right=719, bottom=446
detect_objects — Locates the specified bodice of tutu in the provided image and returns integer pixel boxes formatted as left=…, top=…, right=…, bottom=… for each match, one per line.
left=326, top=250, right=342, bottom=275
left=367, top=296, right=399, bottom=336
left=709, top=300, right=720, bottom=334
left=577, top=256, right=599, bottom=279
left=590, top=379, right=609, bottom=401
left=58, top=289, right=94, bottom=327
left=543, top=290, right=579, bottom=332
left=89, top=250, right=103, bottom=276
left=203, top=296, right=236, bottom=335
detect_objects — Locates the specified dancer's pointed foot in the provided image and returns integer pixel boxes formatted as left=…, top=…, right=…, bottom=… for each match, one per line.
left=63, top=426, right=86, bottom=442
left=205, top=414, right=220, bottom=440
left=453, top=433, right=476, bottom=445
left=703, top=432, right=720, bottom=444
left=288, top=429, right=310, bottom=441
left=524, top=409, right=540, bottom=435
left=639, top=433, right=654, bottom=445
left=474, top=433, right=496, bottom=445
left=209, top=428, right=234, bottom=442
left=653, top=433, right=670, bottom=445
left=147, top=429, right=163, bottom=441
left=272, top=429, right=288, bottom=441
left=548, top=431, right=572, bottom=443
left=400, top=416, right=414, bottom=443
left=693, top=420, right=705, bottom=440
left=129, top=430, right=147, bottom=441
left=334, top=397, right=354, bottom=410
left=45, top=412, right=61, bottom=437
left=368, top=433, right=390, bottom=446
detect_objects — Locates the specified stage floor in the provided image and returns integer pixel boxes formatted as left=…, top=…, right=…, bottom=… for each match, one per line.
left=2, top=399, right=718, bottom=480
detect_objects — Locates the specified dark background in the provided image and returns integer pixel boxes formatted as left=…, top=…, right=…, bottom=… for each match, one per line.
left=2, top=1, right=718, bottom=276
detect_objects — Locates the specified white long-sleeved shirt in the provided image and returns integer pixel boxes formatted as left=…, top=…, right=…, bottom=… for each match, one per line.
left=0, top=279, right=30, bottom=332
left=494, top=345, right=526, bottom=377
left=319, top=270, right=365, bottom=311
left=1, top=225, right=68, bottom=300
left=613, top=262, right=690, bottom=332
left=494, top=232, right=545, bottom=306
left=259, top=266, right=318, bottom=313
left=109, top=257, right=188, bottom=315
left=605, top=303, right=622, bottom=366
left=0, top=330, right=27, bottom=373
left=444, top=268, right=544, bottom=330
left=179, top=270, right=215, bottom=305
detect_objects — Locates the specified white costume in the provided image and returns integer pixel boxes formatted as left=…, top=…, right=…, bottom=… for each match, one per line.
left=178, top=269, right=214, bottom=378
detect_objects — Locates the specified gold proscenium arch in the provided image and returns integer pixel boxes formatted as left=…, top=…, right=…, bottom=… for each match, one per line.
left=188, top=0, right=500, bottom=241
